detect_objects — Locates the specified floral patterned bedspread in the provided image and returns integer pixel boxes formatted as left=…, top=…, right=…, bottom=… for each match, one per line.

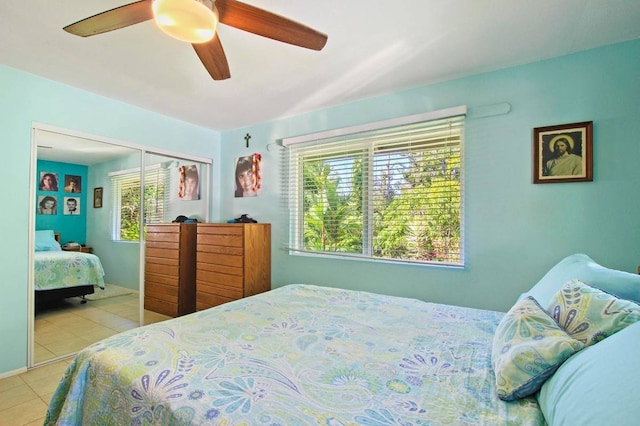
left=45, top=284, right=544, bottom=425
left=34, top=251, right=105, bottom=291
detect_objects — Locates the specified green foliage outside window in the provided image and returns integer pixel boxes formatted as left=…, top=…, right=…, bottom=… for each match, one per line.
left=117, top=178, right=166, bottom=241
left=300, top=147, right=460, bottom=264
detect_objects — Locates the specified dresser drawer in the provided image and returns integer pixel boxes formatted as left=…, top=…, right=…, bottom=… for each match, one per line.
left=197, top=269, right=243, bottom=287
left=145, top=282, right=178, bottom=301
left=197, top=234, right=243, bottom=247
left=197, top=261, right=242, bottom=277
left=145, top=271, right=179, bottom=287
left=197, top=280, right=243, bottom=298
left=146, top=247, right=179, bottom=260
left=195, top=289, right=238, bottom=310
left=146, top=240, right=179, bottom=250
left=197, top=252, right=243, bottom=268
left=144, top=297, right=178, bottom=317
left=147, top=224, right=181, bottom=234
left=197, top=243, right=243, bottom=256
left=197, top=225, right=243, bottom=236
left=145, top=262, right=179, bottom=277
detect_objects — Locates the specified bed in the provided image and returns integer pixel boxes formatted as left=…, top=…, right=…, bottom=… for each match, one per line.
left=45, top=254, right=640, bottom=425
left=34, top=230, right=105, bottom=305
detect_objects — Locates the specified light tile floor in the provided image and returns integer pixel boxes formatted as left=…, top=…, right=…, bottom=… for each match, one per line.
left=0, top=292, right=170, bottom=426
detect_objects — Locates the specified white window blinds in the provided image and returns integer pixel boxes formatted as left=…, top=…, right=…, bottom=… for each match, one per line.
left=283, top=113, right=465, bottom=266
left=109, top=165, right=169, bottom=241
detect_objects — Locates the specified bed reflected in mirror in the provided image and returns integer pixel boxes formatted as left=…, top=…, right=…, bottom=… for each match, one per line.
left=33, top=231, right=170, bottom=364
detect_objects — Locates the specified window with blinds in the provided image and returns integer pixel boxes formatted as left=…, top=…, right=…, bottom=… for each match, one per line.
left=110, top=165, right=169, bottom=241
left=283, top=113, right=465, bottom=266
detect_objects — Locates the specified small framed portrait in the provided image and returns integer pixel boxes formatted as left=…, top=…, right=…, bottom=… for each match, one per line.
left=39, top=172, right=59, bottom=192
left=93, top=187, right=103, bottom=208
left=64, top=175, right=82, bottom=193
left=533, top=121, right=593, bottom=184
left=37, top=195, right=58, bottom=215
left=63, top=197, right=81, bottom=215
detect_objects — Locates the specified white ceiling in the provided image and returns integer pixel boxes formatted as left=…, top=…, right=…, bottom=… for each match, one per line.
left=36, top=129, right=138, bottom=165
left=2, top=1, right=640, bottom=132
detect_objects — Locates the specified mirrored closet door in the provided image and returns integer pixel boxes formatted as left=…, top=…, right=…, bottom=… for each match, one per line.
left=30, top=125, right=211, bottom=367
left=31, top=127, right=143, bottom=366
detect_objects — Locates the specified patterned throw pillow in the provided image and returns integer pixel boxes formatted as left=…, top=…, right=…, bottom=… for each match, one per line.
left=548, top=280, right=640, bottom=346
left=492, top=296, right=584, bottom=401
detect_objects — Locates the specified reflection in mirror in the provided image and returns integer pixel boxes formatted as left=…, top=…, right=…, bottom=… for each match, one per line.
left=32, top=129, right=147, bottom=366
left=31, top=127, right=212, bottom=367
left=28, top=125, right=211, bottom=367
left=142, top=152, right=211, bottom=318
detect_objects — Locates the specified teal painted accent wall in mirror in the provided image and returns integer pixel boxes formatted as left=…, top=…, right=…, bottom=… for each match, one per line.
left=35, top=159, right=88, bottom=244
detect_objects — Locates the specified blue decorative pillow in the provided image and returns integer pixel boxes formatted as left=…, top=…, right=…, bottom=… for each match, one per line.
left=538, top=321, right=640, bottom=425
left=35, top=229, right=61, bottom=251
left=548, top=280, right=640, bottom=346
left=524, top=254, right=640, bottom=305
left=492, top=296, right=584, bottom=401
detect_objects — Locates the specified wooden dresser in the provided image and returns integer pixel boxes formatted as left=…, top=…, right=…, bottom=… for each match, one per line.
left=196, top=223, right=271, bottom=311
left=144, top=223, right=197, bottom=317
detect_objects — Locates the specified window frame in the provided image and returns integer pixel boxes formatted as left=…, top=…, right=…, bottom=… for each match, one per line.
left=282, top=106, right=467, bottom=267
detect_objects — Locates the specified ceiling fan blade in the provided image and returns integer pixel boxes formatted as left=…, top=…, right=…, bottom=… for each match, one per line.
left=216, top=0, right=328, bottom=51
left=193, top=36, right=231, bottom=80
left=63, top=0, right=153, bottom=37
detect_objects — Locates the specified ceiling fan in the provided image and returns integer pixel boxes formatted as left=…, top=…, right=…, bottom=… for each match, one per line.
left=63, top=0, right=328, bottom=80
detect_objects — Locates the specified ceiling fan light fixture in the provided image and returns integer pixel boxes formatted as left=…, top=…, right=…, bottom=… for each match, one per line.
left=152, top=0, right=217, bottom=44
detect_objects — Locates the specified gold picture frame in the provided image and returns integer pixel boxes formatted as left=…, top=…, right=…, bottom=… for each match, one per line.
left=93, top=187, right=103, bottom=208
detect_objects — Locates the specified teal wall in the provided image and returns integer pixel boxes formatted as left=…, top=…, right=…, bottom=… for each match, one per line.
left=0, top=66, right=221, bottom=376
left=2, top=39, right=639, bottom=376
left=219, top=39, right=640, bottom=314
left=36, top=160, right=88, bottom=244
left=86, top=152, right=143, bottom=290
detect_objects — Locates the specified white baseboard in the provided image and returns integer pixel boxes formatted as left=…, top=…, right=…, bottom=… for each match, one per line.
left=0, top=366, right=27, bottom=379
